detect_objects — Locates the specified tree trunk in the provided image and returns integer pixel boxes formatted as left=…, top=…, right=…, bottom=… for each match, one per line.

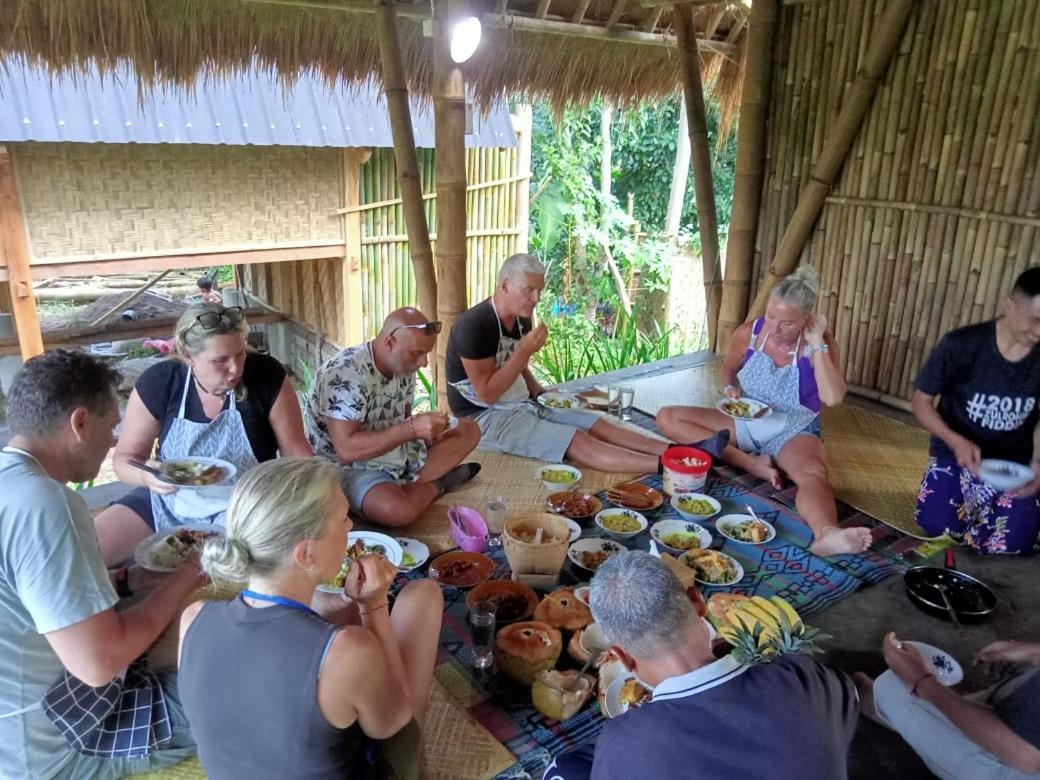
left=600, top=101, right=614, bottom=230
left=664, top=94, right=691, bottom=238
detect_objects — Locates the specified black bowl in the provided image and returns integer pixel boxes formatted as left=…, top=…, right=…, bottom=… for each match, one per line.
left=904, top=566, right=997, bottom=623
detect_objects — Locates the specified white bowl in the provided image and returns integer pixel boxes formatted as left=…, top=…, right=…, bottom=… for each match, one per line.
left=568, top=538, right=626, bottom=574
left=906, top=641, right=963, bottom=686
left=538, top=463, right=583, bottom=492
left=562, top=516, right=582, bottom=543
left=979, top=459, right=1034, bottom=493
left=650, top=519, right=712, bottom=554
left=595, top=508, right=649, bottom=540
left=579, top=623, right=611, bottom=656
left=678, top=549, right=745, bottom=587
left=715, top=514, right=777, bottom=545
left=396, top=537, right=430, bottom=571
left=670, top=493, right=722, bottom=522
left=317, top=531, right=404, bottom=593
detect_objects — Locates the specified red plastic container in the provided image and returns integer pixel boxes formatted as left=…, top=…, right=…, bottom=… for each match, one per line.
left=660, top=446, right=712, bottom=496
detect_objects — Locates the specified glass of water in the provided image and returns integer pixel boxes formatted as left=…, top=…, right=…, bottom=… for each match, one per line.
left=607, top=384, right=622, bottom=416
left=469, top=600, right=498, bottom=669
left=619, top=384, right=635, bottom=421
left=485, top=496, right=507, bottom=548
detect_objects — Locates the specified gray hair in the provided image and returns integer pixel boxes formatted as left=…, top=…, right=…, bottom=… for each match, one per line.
left=201, top=457, right=342, bottom=583
left=590, top=551, right=697, bottom=657
left=771, top=264, right=820, bottom=313
left=173, top=303, right=249, bottom=359
left=498, top=253, right=546, bottom=285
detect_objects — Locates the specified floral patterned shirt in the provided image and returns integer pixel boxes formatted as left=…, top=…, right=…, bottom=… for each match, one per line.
left=304, top=343, right=426, bottom=480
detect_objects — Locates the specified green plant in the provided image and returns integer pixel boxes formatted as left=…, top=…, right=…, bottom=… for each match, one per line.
left=413, top=369, right=435, bottom=413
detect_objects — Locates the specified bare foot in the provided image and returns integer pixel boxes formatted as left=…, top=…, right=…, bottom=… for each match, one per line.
left=810, top=526, right=873, bottom=556
left=853, top=672, right=886, bottom=725
left=748, top=454, right=784, bottom=490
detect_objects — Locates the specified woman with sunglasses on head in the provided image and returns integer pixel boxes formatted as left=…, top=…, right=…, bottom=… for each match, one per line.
left=94, top=303, right=313, bottom=566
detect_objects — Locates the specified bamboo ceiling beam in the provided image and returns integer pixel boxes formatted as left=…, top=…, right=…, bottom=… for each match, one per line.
left=642, top=8, right=665, bottom=32
left=606, top=0, right=628, bottom=29
left=717, top=0, right=777, bottom=349
left=0, top=145, right=43, bottom=360
left=675, top=5, right=722, bottom=351
left=747, top=0, right=921, bottom=320
left=375, top=0, right=438, bottom=330
left=535, top=0, right=552, bottom=19
left=571, top=0, right=592, bottom=24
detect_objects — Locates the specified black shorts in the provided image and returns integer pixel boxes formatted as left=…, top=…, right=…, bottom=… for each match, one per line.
left=109, top=486, right=156, bottom=530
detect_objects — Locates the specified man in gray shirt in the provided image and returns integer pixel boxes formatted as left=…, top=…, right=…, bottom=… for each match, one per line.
left=0, top=350, right=201, bottom=778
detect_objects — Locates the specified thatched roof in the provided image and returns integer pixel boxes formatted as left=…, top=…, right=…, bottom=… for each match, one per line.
left=2, top=0, right=747, bottom=133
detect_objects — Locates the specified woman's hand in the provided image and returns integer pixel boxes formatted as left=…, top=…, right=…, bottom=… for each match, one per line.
left=344, top=554, right=397, bottom=608
left=723, top=384, right=742, bottom=399
left=804, top=313, right=828, bottom=346
left=975, top=640, right=1040, bottom=667
left=949, top=434, right=982, bottom=476
left=883, top=632, right=933, bottom=687
left=142, top=460, right=177, bottom=495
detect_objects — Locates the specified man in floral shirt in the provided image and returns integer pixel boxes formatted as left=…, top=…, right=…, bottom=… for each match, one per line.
left=305, top=308, right=481, bottom=527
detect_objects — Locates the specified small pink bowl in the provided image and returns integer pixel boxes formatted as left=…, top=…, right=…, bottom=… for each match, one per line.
left=449, top=506, right=488, bottom=553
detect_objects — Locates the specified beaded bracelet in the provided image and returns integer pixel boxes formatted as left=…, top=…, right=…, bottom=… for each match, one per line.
left=806, top=343, right=830, bottom=358
left=360, top=602, right=390, bottom=616
left=910, top=672, right=935, bottom=697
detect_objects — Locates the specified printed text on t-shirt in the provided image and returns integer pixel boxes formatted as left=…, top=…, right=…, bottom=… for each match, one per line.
left=965, top=393, right=1036, bottom=432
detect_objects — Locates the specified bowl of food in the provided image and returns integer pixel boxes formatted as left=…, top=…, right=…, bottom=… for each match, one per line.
left=978, top=459, right=1034, bottom=493
left=594, top=508, right=648, bottom=540
left=538, top=391, right=588, bottom=410
left=670, top=493, right=722, bottom=521
left=466, top=580, right=540, bottom=623
left=159, top=457, right=236, bottom=488
left=545, top=490, right=602, bottom=522
left=568, top=538, right=626, bottom=577
left=538, top=464, right=583, bottom=491
left=715, top=514, right=776, bottom=545
left=318, top=531, right=404, bottom=593
left=679, top=549, right=744, bottom=587
left=650, top=519, right=712, bottom=554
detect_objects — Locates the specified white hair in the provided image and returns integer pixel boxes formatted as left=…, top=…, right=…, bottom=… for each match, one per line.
left=772, top=265, right=820, bottom=313
left=498, top=253, right=546, bottom=285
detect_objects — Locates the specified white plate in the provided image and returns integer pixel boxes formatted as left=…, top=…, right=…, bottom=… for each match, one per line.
left=907, top=641, right=964, bottom=686
left=317, top=531, right=404, bottom=593
left=396, top=537, right=430, bottom=571
left=134, top=523, right=223, bottom=573
left=678, top=549, right=745, bottom=587
left=538, top=391, right=588, bottom=411
left=715, top=514, right=777, bottom=545
left=978, top=459, right=1034, bottom=493
left=715, top=397, right=771, bottom=420
left=568, top=538, right=626, bottom=573
left=670, top=493, right=722, bottom=521
left=603, top=671, right=652, bottom=718
left=562, top=517, right=581, bottom=543
left=158, top=456, right=237, bottom=490
left=595, top=508, right=648, bottom=540
left=172, top=485, right=232, bottom=519
left=650, top=519, right=712, bottom=554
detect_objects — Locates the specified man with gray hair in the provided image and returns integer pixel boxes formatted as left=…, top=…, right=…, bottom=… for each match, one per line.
left=445, top=253, right=669, bottom=472
left=544, top=551, right=857, bottom=779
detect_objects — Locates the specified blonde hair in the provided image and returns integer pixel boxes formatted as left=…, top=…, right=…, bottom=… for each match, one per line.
left=173, top=303, right=249, bottom=359
left=201, top=458, right=343, bottom=583
left=772, top=265, right=820, bottom=313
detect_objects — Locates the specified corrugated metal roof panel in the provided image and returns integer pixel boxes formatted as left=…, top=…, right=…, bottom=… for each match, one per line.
left=0, top=60, right=516, bottom=148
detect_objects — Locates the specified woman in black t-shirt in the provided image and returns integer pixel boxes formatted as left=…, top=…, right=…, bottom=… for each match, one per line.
left=93, top=304, right=312, bottom=566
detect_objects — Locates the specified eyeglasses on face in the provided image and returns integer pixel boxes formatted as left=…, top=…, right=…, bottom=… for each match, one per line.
left=389, top=321, right=443, bottom=338
left=193, top=306, right=245, bottom=330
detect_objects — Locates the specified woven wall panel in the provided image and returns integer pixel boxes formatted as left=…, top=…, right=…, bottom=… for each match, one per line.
left=13, top=142, right=343, bottom=258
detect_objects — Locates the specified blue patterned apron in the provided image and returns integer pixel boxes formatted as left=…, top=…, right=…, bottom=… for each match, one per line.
left=150, top=369, right=259, bottom=530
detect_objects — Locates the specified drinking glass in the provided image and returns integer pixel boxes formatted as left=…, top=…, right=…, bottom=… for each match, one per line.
left=618, top=384, right=635, bottom=421
left=469, top=601, right=498, bottom=669
left=485, top=496, right=507, bottom=548
left=607, top=384, right=622, bottom=417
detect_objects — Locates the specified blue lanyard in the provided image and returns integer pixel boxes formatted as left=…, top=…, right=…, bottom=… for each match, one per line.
left=239, top=589, right=318, bottom=616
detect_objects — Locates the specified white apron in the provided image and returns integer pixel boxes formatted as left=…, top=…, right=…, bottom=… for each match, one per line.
left=150, top=369, right=259, bottom=531
left=450, top=298, right=531, bottom=410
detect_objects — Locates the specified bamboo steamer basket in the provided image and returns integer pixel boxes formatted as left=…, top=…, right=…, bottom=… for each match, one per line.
left=504, top=512, right=570, bottom=576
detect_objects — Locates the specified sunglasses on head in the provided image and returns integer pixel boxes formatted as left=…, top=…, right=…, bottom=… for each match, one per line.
left=389, top=321, right=443, bottom=338
left=193, top=306, right=244, bottom=330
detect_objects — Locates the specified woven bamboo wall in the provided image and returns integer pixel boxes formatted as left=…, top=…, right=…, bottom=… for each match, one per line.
left=13, top=143, right=343, bottom=258
left=752, top=0, right=1040, bottom=401
left=247, top=258, right=347, bottom=346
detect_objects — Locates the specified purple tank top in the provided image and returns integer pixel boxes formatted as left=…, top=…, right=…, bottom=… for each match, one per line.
left=742, top=318, right=821, bottom=413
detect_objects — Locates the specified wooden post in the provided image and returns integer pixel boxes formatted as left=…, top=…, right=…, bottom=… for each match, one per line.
left=375, top=0, right=438, bottom=327
left=664, top=93, right=691, bottom=237
left=600, top=101, right=614, bottom=230
left=433, top=0, right=470, bottom=409
left=717, top=0, right=777, bottom=349
left=747, top=0, right=920, bottom=319
left=675, top=5, right=722, bottom=351
left=514, top=105, right=533, bottom=253
left=341, top=148, right=367, bottom=346
left=0, top=145, right=42, bottom=360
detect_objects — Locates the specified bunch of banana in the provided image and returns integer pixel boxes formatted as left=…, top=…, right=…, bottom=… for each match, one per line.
left=715, top=596, right=826, bottom=665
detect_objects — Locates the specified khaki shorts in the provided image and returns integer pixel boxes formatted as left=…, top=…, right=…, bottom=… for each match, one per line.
left=473, top=404, right=599, bottom=462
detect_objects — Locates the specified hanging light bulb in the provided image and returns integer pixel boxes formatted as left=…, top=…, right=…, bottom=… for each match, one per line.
left=450, top=16, right=482, bottom=63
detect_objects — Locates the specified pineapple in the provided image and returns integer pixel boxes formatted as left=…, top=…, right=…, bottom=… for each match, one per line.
left=715, top=596, right=828, bottom=665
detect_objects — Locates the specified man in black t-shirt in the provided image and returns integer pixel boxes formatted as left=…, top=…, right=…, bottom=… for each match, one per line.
left=445, top=254, right=668, bottom=472
left=912, top=267, right=1040, bottom=553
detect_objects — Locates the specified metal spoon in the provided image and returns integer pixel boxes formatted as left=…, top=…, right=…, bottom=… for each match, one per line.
left=935, top=583, right=961, bottom=626
left=129, top=459, right=170, bottom=482
left=567, top=649, right=604, bottom=691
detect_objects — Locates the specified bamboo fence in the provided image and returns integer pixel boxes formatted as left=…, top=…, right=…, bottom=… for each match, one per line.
left=747, top=0, right=1039, bottom=402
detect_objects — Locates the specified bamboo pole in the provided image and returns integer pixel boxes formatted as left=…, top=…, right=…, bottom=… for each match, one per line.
left=434, top=0, right=470, bottom=409
left=747, top=0, right=921, bottom=319
left=375, top=0, right=437, bottom=330
left=718, top=0, right=777, bottom=349
left=515, top=105, right=533, bottom=253
left=0, top=145, right=42, bottom=360
left=674, top=4, right=722, bottom=351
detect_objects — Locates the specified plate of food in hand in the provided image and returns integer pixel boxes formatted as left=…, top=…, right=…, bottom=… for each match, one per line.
left=978, top=459, right=1034, bottom=493
left=429, top=551, right=496, bottom=588
left=603, top=671, right=653, bottom=718
left=568, top=538, right=626, bottom=575
left=716, top=397, right=772, bottom=420
left=318, top=531, right=404, bottom=593
left=135, top=523, right=222, bottom=572
left=715, top=514, right=776, bottom=545
left=158, top=457, right=236, bottom=488
left=545, top=490, right=602, bottom=522
left=538, top=391, right=588, bottom=410
left=679, top=549, right=745, bottom=587
left=650, top=519, right=712, bottom=554
left=606, top=482, right=664, bottom=512
left=670, top=493, right=722, bottom=521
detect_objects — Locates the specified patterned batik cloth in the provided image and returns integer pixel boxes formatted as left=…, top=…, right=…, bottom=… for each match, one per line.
left=915, top=456, right=1040, bottom=554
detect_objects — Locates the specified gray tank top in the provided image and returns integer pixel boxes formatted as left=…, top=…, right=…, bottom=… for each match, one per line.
left=179, top=597, right=374, bottom=779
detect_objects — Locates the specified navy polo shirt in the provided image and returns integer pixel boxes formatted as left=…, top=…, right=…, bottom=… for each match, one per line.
left=577, top=654, right=857, bottom=780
